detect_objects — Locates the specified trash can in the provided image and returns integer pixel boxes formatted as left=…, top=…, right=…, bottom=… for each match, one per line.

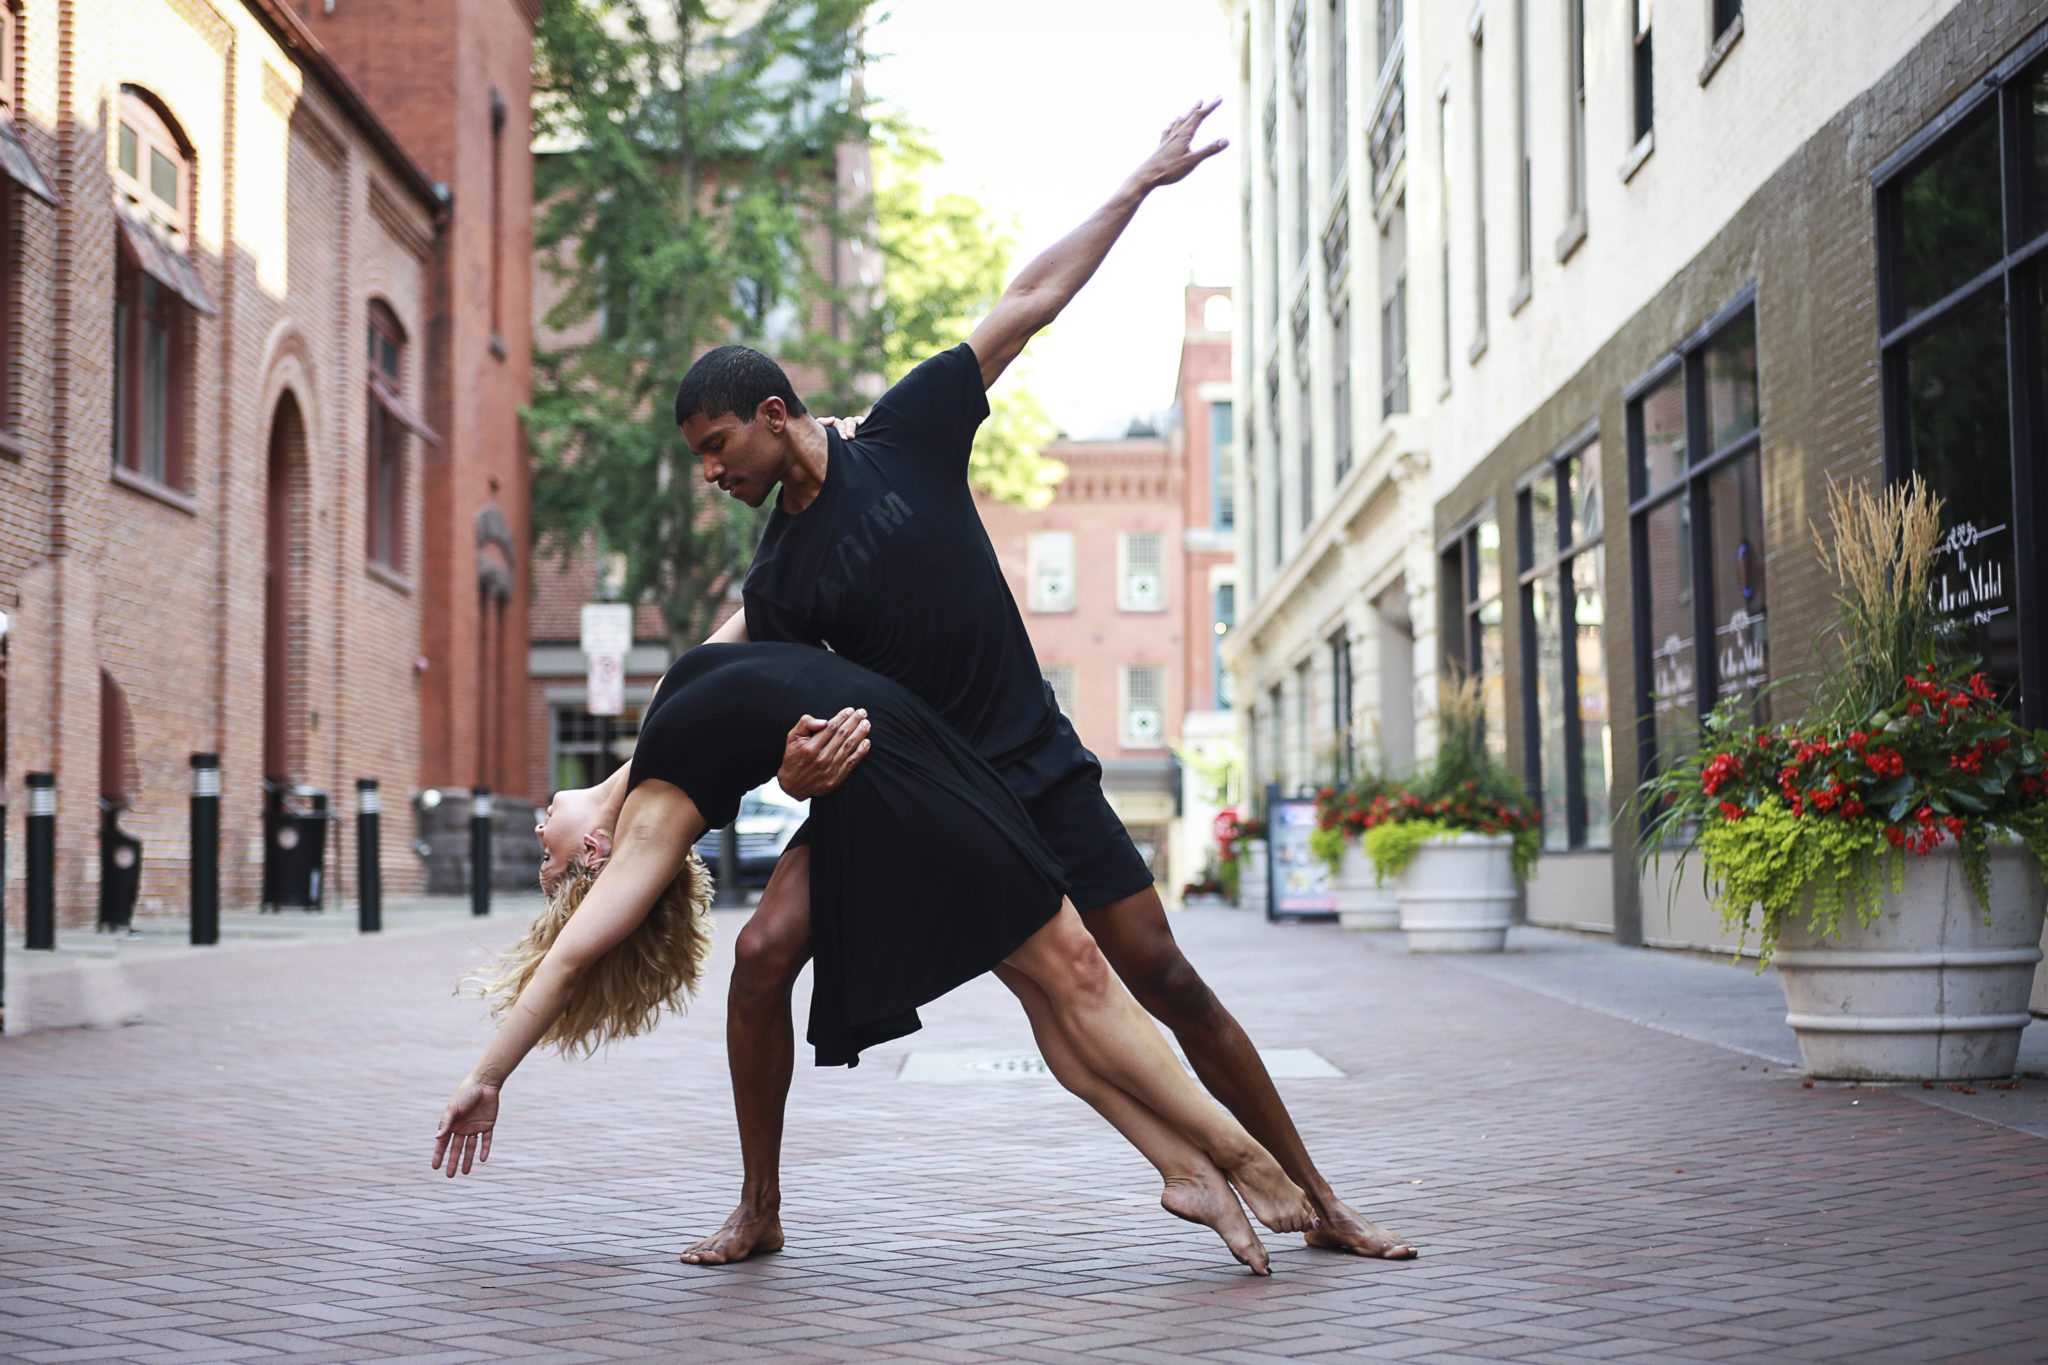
left=263, top=783, right=329, bottom=912
left=98, top=799, right=142, bottom=934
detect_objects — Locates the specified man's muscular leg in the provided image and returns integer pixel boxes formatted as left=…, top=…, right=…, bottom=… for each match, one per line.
left=679, top=846, right=812, bottom=1266
left=1086, top=886, right=1417, bottom=1259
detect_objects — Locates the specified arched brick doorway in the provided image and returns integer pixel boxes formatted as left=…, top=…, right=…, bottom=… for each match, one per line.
left=264, top=394, right=310, bottom=784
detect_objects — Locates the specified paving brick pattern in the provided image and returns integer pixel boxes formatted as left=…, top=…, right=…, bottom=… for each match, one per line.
left=3, top=909, right=2046, bottom=1363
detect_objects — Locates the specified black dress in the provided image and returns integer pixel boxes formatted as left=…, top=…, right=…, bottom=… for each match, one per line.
left=627, top=643, right=1069, bottom=1066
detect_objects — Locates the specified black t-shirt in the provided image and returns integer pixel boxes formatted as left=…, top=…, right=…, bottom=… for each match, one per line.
left=742, top=343, right=1056, bottom=761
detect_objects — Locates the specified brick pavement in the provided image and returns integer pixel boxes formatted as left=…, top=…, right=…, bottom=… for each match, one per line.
left=2, top=908, right=2046, bottom=1363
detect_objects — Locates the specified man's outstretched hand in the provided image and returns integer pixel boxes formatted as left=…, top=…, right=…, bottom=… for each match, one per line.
left=778, top=706, right=871, bottom=800
left=1133, top=99, right=1228, bottom=191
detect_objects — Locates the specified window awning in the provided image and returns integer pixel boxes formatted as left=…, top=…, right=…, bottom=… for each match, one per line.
left=0, top=121, right=57, bottom=206
left=369, top=371, right=440, bottom=446
left=115, top=209, right=217, bottom=316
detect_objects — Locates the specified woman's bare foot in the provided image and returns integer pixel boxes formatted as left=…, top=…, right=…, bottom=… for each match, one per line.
left=1161, top=1170, right=1270, bottom=1275
left=1304, top=1194, right=1417, bottom=1259
left=678, top=1202, right=785, bottom=1265
left=1218, top=1146, right=1319, bottom=1234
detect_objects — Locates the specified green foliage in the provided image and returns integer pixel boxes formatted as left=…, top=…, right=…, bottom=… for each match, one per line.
left=1307, top=825, right=1346, bottom=874
left=527, top=0, right=868, bottom=650
left=861, top=132, right=1064, bottom=508
left=1693, top=797, right=1901, bottom=966
left=1361, top=819, right=1540, bottom=885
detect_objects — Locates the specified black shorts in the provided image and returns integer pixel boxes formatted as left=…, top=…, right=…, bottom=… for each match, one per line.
left=785, top=711, right=1155, bottom=913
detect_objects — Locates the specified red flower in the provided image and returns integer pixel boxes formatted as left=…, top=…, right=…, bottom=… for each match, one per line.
left=1942, top=815, right=1967, bottom=836
left=1718, top=802, right=1746, bottom=822
left=1885, top=827, right=1906, bottom=847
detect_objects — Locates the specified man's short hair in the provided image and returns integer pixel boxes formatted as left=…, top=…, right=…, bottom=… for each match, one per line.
left=672, top=345, right=808, bottom=427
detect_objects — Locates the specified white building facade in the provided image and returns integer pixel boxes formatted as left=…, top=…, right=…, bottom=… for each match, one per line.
left=1227, top=0, right=2048, bottom=952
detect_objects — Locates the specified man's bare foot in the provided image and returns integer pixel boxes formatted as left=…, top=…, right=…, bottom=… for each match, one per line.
left=678, top=1204, right=785, bottom=1265
left=1303, top=1194, right=1417, bottom=1259
left=1218, top=1147, right=1318, bottom=1235
left=1161, top=1170, right=1270, bottom=1276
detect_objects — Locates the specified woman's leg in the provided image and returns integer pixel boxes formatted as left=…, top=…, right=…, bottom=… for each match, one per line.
left=1001, top=906, right=1317, bottom=1235
left=993, top=964, right=1272, bottom=1274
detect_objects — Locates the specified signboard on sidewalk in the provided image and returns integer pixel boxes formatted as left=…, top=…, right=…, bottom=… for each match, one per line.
left=1265, top=784, right=1336, bottom=922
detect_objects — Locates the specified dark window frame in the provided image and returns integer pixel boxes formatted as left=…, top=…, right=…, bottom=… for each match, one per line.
left=1632, top=0, right=1654, bottom=144
left=1441, top=508, right=1506, bottom=760
left=1626, top=287, right=1763, bottom=790
left=366, top=300, right=409, bottom=573
left=1329, top=625, right=1353, bottom=782
left=1518, top=424, right=1608, bottom=850
left=1873, top=29, right=2048, bottom=725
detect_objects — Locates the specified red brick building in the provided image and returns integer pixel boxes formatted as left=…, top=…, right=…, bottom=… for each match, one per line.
left=974, top=284, right=1238, bottom=895
left=0, top=0, right=460, bottom=923
left=299, top=0, right=539, bottom=888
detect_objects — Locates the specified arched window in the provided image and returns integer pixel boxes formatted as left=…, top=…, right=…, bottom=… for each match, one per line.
left=366, top=300, right=407, bottom=571
left=112, top=87, right=212, bottom=491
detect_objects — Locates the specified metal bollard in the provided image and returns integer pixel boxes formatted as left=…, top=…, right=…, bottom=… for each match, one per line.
left=190, top=754, right=220, bottom=946
left=470, top=787, right=492, bottom=917
left=24, top=773, right=54, bottom=951
left=357, top=779, right=382, bottom=934
left=714, top=823, right=743, bottom=907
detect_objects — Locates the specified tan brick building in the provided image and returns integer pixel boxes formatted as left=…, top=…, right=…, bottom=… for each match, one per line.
left=0, top=0, right=452, bottom=925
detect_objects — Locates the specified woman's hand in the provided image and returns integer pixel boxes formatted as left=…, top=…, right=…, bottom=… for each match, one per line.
left=433, top=1077, right=501, bottom=1179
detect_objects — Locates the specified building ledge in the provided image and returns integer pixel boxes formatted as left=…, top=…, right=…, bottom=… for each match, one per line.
left=1699, top=12, right=1744, bottom=86
left=1556, top=209, right=1588, bottom=263
left=1620, top=130, right=1655, bottom=184
left=367, top=560, right=415, bottom=595
left=1507, top=275, right=1532, bottom=317
left=110, top=465, right=199, bottom=516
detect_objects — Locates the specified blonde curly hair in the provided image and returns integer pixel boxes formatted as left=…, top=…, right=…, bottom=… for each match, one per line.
left=462, top=851, right=716, bottom=1058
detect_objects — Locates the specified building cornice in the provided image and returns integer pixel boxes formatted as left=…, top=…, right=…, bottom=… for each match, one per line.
left=1237, top=421, right=1427, bottom=652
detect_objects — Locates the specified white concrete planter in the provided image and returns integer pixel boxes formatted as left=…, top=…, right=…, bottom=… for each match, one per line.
left=1770, top=840, right=2046, bottom=1081
left=1394, top=833, right=1517, bottom=953
left=1335, top=842, right=1399, bottom=931
left=1238, top=840, right=1269, bottom=914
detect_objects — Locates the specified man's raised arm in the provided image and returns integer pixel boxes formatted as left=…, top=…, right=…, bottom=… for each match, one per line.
left=966, top=99, right=1226, bottom=392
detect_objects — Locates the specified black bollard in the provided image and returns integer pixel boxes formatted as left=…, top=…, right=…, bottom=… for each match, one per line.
left=714, top=823, right=743, bottom=908
left=24, top=772, right=54, bottom=951
left=357, top=779, right=382, bottom=933
left=470, top=787, right=492, bottom=917
left=189, top=754, right=219, bottom=946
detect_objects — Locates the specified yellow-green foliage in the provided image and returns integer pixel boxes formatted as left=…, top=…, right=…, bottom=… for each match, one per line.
left=1696, top=797, right=1901, bottom=966
left=1308, top=824, right=1346, bottom=874
left=1363, top=819, right=1540, bottom=884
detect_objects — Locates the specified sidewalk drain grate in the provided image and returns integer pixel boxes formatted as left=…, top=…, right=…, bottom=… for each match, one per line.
left=896, top=1048, right=1344, bottom=1083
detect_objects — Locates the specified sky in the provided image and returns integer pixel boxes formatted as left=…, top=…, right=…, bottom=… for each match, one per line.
left=865, top=1, right=1241, bottom=439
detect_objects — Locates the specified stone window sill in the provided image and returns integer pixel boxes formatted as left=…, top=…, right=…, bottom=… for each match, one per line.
left=1556, top=210, right=1588, bottom=263
left=1620, top=130, right=1655, bottom=185
left=368, top=559, right=415, bottom=595
left=1699, top=13, right=1744, bottom=86
left=1507, top=275, right=1532, bottom=317
left=111, top=463, right=199, bottom=515
left=1467, top=330, right=1489, bottom=366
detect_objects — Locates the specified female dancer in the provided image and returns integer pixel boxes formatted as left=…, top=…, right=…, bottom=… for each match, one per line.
left=434, top=642, right=1317, bottom=1274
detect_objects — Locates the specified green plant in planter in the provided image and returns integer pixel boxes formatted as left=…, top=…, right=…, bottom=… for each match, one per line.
left=1358, top=673, right=1542, bottom=884
left=1636, top=476, right=2048, bottom=964
left=1308, top=775, right=1394, bottom=873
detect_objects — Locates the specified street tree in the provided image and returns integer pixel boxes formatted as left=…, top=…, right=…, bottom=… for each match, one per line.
left=527, top=0, right=869, bottom=652
left=863, top=130, right=1064, bottom=509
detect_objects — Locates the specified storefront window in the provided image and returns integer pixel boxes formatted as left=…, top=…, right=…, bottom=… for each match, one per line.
left=1630, top=298, right=1764, bottom=784
left=1521, top=435, right=1610, bottom=850
left=1879, top=62, right=2045, bottom=715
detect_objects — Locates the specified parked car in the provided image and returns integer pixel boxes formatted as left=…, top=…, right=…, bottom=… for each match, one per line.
left=692, top=782, right=809, bottom=888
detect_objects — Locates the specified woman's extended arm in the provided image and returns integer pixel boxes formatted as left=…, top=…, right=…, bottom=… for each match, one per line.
left=433, top=783, right=708, bottom=1178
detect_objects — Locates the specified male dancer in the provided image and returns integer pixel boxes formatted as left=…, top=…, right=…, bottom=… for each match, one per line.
left=673, top=100, right=1414, bottom=1263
